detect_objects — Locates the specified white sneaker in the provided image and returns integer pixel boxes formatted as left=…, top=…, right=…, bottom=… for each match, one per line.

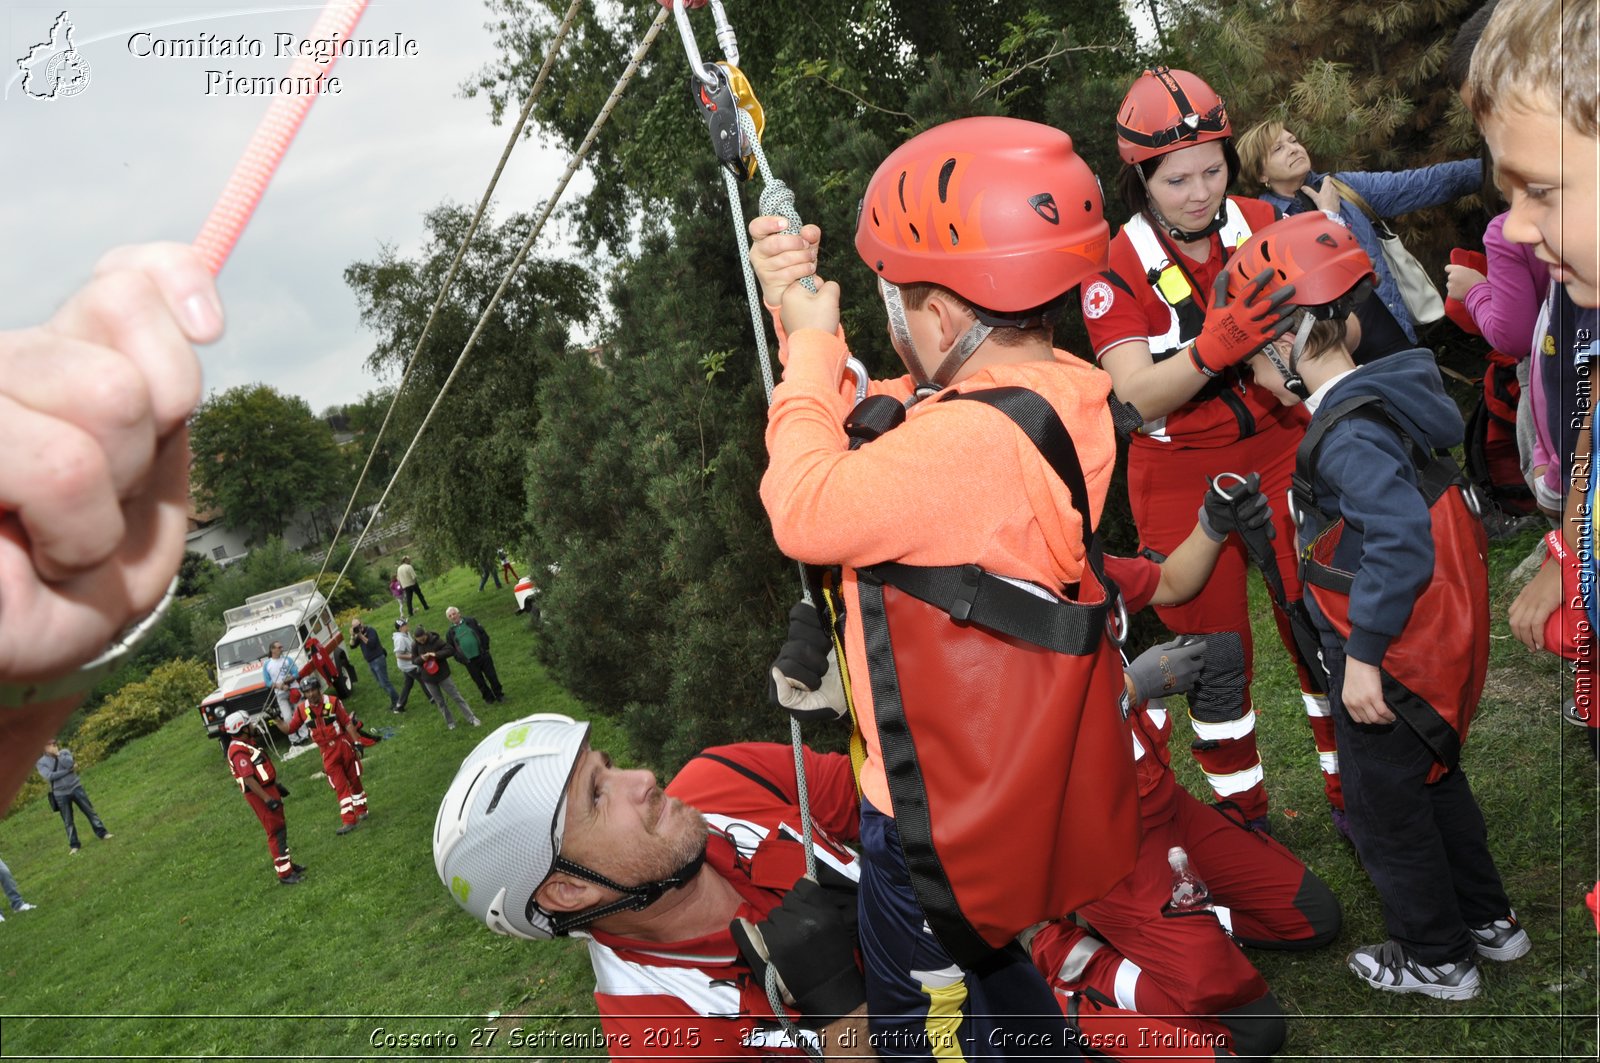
left=1469, top=911, right=1532, bottom=962
left=1348, top=940, right=1481, bottom=1000
left=15, top=902, right=37, bottom=912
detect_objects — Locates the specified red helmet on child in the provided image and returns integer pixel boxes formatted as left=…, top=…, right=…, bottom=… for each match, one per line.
left=854, top=116, right=1109, bottom=323
left=1226, top=212, right=1378, bottom=317
left=1115, top=67, right=1231, bottom=165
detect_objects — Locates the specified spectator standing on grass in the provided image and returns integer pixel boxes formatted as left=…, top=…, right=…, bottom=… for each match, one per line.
left=352, top=617, right=400, bottom=711
left=478, top=559, right=501, bottom=592
left=0, top=852, right=39, bottom=918
left=498, top=547, right=517, bottom=584
left=412, top=627, right=481, bottom=729
left=35, top=740, right=112, bottom=855
left=445, top=606, right=504, bottom=704
left=386, top=572, right=405, bottom=616
left=391, top=617, right=432, bottom=713
left=396, top=556, right=428, bottom=615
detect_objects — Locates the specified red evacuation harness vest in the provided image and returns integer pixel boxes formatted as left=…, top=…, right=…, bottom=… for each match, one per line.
left=854, top=387, right=1140, bottom=968
left=1292, top=394, right=1489, bottom=783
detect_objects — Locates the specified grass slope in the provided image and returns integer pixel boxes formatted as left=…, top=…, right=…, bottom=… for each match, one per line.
left=0, top=542, right=1595, bottom=1060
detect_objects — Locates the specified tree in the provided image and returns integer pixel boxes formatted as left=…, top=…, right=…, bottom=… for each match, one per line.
left=344, top=205, right=595, bottom=570
left=188, top=384, right=348, bottom=544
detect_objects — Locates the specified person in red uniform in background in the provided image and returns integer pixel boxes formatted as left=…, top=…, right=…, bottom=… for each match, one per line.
left=300, top=637, right=380, bottom=748
left=276, top=676, right=369, bottom=834
left=224, top=710, right=303, bottom=885
left=1082, top=66, right=1345, bottom=837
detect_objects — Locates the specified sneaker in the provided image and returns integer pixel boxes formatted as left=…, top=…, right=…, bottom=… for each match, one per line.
left=290, top=864, right=307, bottom=874
left=1329, top=807, right=1354, bottom=843
left=335, top=822, right=360, bottom=835
left=1470, top=912, right=1532, bottom=962
left=279, top=872, right=303, bottom=885
left=1347, top=940, right=1481, bottom=1000
left=15, top=903, right=37, bottom=912
left=446, top=722, right=456, bottom=731
left=100, top=833, right=114, bottom=840
left=468, top=717, right=483, bottom=727
left=68, top=848, right=80, bottom=856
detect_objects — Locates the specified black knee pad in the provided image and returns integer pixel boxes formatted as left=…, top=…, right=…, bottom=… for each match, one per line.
left=1186, top=631, right=1247, bottom=725
left=1293, top=868, right=1343, bottom=948
left=1218, top=991, right=1286, bottom=1062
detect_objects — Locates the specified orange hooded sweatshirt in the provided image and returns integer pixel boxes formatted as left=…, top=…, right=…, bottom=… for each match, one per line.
left=760, top=324, right=1118, bottom=815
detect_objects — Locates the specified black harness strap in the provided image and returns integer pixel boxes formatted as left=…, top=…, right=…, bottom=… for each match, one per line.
left=692, top=752, right=791, bottom=806
left=860, top=386, right=1116, bottom=968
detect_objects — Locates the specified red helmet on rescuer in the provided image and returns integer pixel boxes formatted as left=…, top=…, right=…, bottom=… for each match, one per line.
left=854, top=116, right=1110, bottom=321
left=1115, top=66, right=1231, bottom=165
left=1227, top=212, right=1378, bottom=317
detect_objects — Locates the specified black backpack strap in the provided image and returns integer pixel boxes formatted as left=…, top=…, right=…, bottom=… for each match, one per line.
left=939, top=386, right=1117, bottom=600
left=690, top=752, right=791, bottom=806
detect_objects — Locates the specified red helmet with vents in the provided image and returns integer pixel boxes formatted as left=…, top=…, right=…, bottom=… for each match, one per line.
left=1227, top=211, right=1378, bottom=316
left=854, top=116, right=1109, bottom=322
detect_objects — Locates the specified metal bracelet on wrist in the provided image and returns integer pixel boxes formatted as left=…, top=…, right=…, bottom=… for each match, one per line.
left=0, top=577, right=178, bottom=709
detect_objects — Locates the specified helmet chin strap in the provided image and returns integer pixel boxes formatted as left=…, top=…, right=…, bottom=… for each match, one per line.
left=879, top=278, right=993, bottom=401
left=1136, top=167, right=1230, bottom=242
left=540, top=841, right=709, bottom=936
left=1260, top=312, right=1315, bottom=401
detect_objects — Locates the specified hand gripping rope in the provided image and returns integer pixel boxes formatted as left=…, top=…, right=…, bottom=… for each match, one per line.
left=671, top=4, right=845, bottom=1053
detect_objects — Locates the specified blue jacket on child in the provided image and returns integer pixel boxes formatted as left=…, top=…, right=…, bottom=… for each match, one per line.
left=1298, top=349, right=1464, bottom=666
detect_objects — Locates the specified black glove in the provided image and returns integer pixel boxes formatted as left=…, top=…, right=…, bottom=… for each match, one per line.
left=275, top=782, right=291, bottom=798
left=731, top=876, right=865, bottom=1026
left=1199, top=472, right=1275, bottom=543
left=768, top=602, right=848, bottom=722
left=1125, top=636, right=1209, bottom=703
left=266, top=799, right=283, bottom=812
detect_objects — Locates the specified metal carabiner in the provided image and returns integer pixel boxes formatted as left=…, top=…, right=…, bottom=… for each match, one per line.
left=844, top=357, right=870, bottom=404
left=671, top=0, right=719, bottom=86
left=1209, top=470, right=1250, bottom=502
left=1106, top=589, right=1130, bottom=648
left=707, top=0, right=740, bottom=67
left=689, top=64, right=748, bottom=177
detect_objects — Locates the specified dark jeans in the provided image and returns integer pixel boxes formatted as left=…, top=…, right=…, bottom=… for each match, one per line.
left=478, top=564, right=501, bottom=591
left=364, top=655, right=399, bottom=704
left=462, top=652, right=503, bottom=701
left=1323, top=637, right=1511, bottom=964
left=396, top=670, right=438, bottom=711
left=56, top=786, right=108, bottom=850
left=403, top=584, right=428, bottom=614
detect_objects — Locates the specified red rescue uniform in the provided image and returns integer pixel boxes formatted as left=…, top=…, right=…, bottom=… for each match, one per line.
left=1083, top=195, right=1340, bottom=820
left=1030, top=556, right=1341, bottom=1060
left=227, top=734, right=294, bottom=880
left=290, top=694, right=368, bottom=826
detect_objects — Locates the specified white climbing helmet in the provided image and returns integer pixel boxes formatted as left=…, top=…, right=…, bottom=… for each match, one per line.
left=223, top=710, right=251, bottom=736
left=433, top=713, right=590, bottom=940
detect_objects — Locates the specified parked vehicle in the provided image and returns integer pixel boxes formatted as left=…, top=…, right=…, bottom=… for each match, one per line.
left=197, top=580, right=356, bottom=738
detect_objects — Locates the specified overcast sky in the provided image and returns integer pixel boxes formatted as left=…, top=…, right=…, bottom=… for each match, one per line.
left=1, top=1, right=589, bottom=412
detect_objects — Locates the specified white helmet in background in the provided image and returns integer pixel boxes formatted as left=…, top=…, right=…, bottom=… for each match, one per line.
left=223, top=711, right=251, bottom=736
left=433, top=713, right=590, bottom=940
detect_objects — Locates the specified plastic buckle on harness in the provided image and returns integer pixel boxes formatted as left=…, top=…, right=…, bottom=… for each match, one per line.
left=950, top=565, right=983, bottom=622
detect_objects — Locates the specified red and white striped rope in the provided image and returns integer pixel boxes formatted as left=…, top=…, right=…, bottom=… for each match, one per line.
left=192, top=0, right=370, bottom=275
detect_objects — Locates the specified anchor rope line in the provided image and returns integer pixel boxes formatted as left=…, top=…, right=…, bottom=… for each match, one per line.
left=321, top=6, right=671, bottom=600
left=309, top=0, right=586, bottom=595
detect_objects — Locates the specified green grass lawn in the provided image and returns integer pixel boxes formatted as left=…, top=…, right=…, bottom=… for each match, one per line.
left=0, top=543, right=1595, bottom=1060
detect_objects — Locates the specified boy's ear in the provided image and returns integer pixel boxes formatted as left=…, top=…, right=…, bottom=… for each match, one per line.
left=929, top=291, right=979, bottom=353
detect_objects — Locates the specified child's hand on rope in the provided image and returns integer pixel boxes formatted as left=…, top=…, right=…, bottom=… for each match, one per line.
left=749, top=215, right=820, bottom=309
left=779, top=273, right=840, bottom=337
